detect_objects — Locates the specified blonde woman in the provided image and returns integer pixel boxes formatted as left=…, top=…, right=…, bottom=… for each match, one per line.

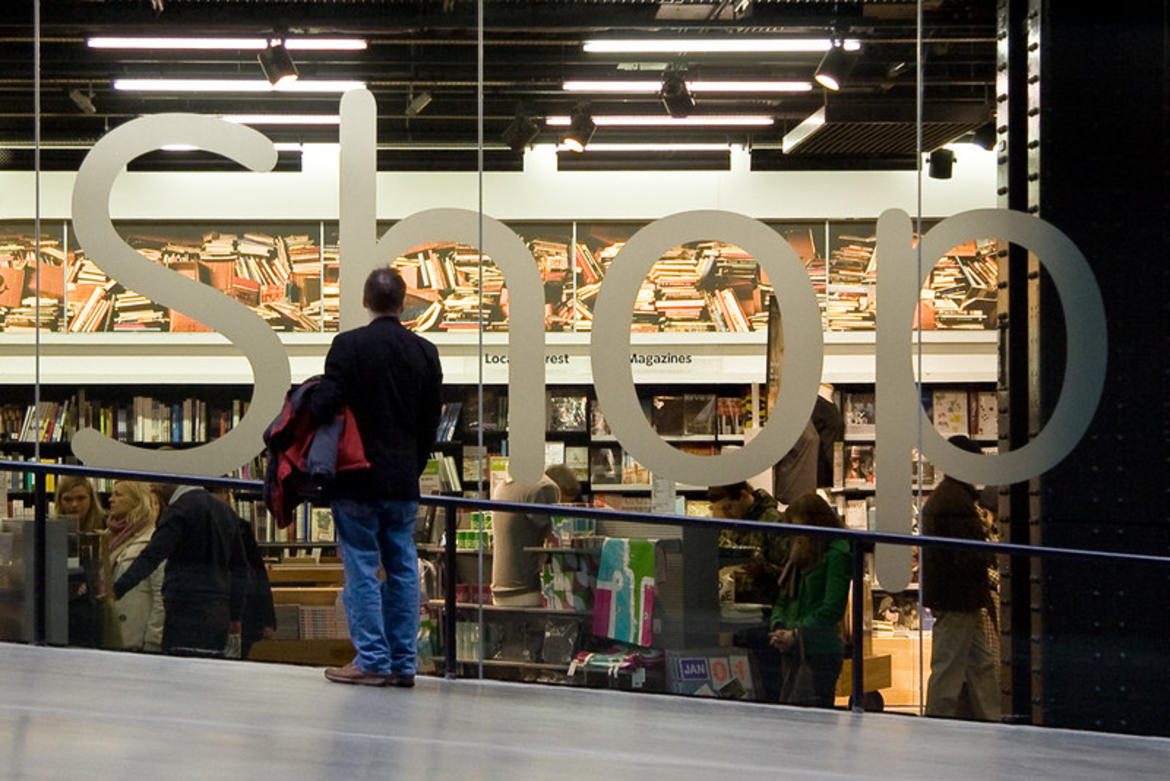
left=102, top=480, right=165, bottom=652
left=54, top=475, right=105, bottom=534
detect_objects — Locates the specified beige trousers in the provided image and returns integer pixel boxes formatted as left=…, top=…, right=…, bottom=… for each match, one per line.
left=926, top=609, right=1001, bottom=721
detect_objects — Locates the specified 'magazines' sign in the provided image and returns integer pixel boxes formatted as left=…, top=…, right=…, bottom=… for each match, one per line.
left=66, top=90, right=1107, bottom=589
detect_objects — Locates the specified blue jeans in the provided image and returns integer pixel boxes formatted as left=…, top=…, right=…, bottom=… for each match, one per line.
left=332, top=498, right=420, bottom=675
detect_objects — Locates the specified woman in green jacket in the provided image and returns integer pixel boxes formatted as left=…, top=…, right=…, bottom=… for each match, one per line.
left=769, top=493, right=852, bottom=707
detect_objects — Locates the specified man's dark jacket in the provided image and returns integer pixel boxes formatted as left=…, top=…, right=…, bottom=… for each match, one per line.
left=920, top=475, right=993, bottom=612
left=811, top=395, right=844, bottom=487
left=238, top=518, right=277, bottom=656
left=114, top=488, right=247, bottom=621
left=309, top=314, right=443, bottom=501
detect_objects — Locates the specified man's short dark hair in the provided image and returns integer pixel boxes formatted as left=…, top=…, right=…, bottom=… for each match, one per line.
left=545, top=464, right=581, bottom=503
left=363, top=267, right=406, bottom=314
left=948, top=435, right=982, bottom=455
left=707, top=481, right=752, bottom=502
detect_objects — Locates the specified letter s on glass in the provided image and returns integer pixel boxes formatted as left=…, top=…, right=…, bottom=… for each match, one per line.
left=70, top=114, right=292, bottom=477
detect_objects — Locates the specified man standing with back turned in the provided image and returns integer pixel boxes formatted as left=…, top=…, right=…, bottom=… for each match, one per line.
left=312, top=267, right=443, bottom=687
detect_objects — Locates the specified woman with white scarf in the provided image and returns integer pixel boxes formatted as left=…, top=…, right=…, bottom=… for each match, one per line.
left=102, top=481, right=165, bottom=652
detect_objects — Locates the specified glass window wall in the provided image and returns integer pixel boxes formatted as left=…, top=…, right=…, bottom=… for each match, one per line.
left=2, top=0, right=1166, bottom=738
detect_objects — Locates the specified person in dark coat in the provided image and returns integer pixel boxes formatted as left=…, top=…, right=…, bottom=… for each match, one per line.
left=209, top=489, right=278, bottom=660
left=113, top=484, right=247, bottom=657
left=811, top=386, right=844, bottom=488
left=773, top=420, right=819, bottom=505
left=237, top=518, right=277, bottom=659
left=310, top=267, right=443, bottom=688
left=921, top=435, right=1001, bottom=721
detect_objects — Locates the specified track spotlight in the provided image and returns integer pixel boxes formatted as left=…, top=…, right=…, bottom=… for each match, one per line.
left=971, top=122, right=996, bottom=150
left=660, top=70, right=695, bottom=118
left=501, top=104, right=543, bottom=152
left=928, top=148, right=955, bottom=179
left=405, top=90, right=433, bottom=117
left=257, top=42, right=298, bottom=86
left=561, top=105, right=596, bottom=153
left=69, top=88, right=96, bottom=114
left=813, top=44, right=851, bottom=91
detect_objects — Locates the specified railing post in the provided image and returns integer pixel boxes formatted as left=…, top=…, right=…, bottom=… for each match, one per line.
left=444, top=503, right=457, bottom=679
left=33, top=471, right=48, bottom=645
left=851, top=542, right=865, bottom=713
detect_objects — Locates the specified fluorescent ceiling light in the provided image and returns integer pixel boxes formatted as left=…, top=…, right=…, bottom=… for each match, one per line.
left=555, top=142, right=730, bottom=152
left=564, top=81, right=665, bottom=93
left=583, top=38, right=861, bottom=54
left=691, top=81, right=813, bottom=93
left=114, top=79, right=364, bottom=93
left=284, top=40, right=367, bottom=52
left=161, top=142, right=304, bottom=152
left=563, top=80, right=813, bottom=93
left=87, top=37, right=366, bottom=51
left=781, top=106, right=827, bottom=154
left=546, top=115, right=773, bottom=127
left=219, top=115, right=340, bottom=126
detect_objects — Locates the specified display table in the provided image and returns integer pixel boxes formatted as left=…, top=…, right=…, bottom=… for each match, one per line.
left=834, top=633, right=933, bottom=713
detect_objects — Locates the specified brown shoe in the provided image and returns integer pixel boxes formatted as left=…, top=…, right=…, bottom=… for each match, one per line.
left=324, top=663, right=389, bottom=687
left=387, top=673, right=415, bottom=688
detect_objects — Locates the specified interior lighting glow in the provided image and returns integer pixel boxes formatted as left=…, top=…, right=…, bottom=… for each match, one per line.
left=113, top=79, right=365, bottom=93
left=546, top=115, right=773, bottom=127
left=555, top=142, right=730, bottom=152
left=563, top=80, right=813, bottom=93
left=161, top=142, right=304, bottom=151
left=87, top=37, right=366, bottom=51
left=219, top=115, right=341, bottom=126
left=583, top=38, right=861, bottom=54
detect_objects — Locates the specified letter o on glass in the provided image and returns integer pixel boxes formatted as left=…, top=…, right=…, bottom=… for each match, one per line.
left=917, top=210, right=1108, bottom=484
left=591, top=211, right=823, bottom=488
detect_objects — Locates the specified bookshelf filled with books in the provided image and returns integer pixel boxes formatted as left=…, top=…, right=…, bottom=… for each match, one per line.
left=828, top=384, right=999, bottom=532
left=2, top=221, right=326, bottom=334
left=0, top=384, right=264, bottom=516
left=2, top=218, right=1001, bottom=337
left=0, top=372, right=1002, bottom=531
left=441, top=384, right=760, bottom=515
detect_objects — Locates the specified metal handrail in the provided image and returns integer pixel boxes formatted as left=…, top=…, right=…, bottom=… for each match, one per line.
left=4, top=457, right=1168, bottom=715
left=5, top=459, right=1166, bottom=565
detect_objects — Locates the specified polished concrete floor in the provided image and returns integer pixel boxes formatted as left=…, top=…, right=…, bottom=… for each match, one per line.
left=1, top=644, right=1167, bottom=780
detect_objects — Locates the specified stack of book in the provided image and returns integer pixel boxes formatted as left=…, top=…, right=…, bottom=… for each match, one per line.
left=4, top=298, right=62, bottom=331
left=318, top=242, right=340, bottom=331
left=68, top=279, right=118, bottom=332
left=111, top=291, right=166, bottom=331
left=922, top=239, right=998, bottom=330
left=530, top=238, right=569, bottom=285
left=827, top=233, right=877, bottom=331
